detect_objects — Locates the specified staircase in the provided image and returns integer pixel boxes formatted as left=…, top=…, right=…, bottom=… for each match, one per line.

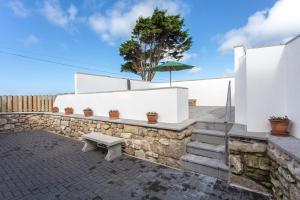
left=181, top=121, right=229, bottom=180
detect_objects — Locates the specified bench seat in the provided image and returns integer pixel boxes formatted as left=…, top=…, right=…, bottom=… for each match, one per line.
left=82, top=132, right=124, bottom=161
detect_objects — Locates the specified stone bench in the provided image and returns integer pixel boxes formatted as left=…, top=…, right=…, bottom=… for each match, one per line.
left=82, top=132, right=124, bottom=161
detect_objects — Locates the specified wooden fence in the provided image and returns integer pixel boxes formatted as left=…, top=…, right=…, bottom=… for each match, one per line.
left=0, top=95, right=56, bottom=112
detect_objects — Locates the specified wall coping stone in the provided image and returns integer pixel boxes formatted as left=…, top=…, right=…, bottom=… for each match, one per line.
left=0, top=112, right=196, bottom=131
left=229, top=128, right=300, bottom=164
left=269, top=135, right=300, bottom=164
left=229, top=131, right=269, bottom=141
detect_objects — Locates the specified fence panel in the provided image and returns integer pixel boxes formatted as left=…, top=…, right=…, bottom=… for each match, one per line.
left=0, top=95, right=56, bottom=112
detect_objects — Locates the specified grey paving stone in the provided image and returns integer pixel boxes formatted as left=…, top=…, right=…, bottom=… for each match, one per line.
left=0, top=131, right=268, bottom=200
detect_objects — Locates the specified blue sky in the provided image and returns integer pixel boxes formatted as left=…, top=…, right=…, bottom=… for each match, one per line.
left=1, top=0, right=299, bottom=95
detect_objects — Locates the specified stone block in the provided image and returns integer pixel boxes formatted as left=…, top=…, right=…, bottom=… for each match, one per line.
left=121, top=132, right=132, bottom=139
left=244, top=154, right=270, bottom=171
left=278, top=166, right=295, bottom=183
left=288, top=160, right=300, bottom=182
left=135, top=149, right=145, bottom=159
left=159, top=138, right=169, bottom=145
left=229, top=139, right=267, bottom=153
left=290, top=184, right=300, bottom=200
left=124, top=125, right=139, bottom=135
left=229, top=155, right=243, bottom=174
left=0, top=118, right=7, bottom=125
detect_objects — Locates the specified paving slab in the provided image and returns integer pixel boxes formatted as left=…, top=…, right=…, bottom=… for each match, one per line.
left=0, top=131, right=268, bottom=200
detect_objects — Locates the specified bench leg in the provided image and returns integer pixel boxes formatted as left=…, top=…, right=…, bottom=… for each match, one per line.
left=82, top=140, right=97, bottom=152
left=105, top=144, right=122, bottom=161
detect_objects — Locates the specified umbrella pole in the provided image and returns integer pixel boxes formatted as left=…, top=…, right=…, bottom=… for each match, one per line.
left=169, top=70, right=172, bottom=87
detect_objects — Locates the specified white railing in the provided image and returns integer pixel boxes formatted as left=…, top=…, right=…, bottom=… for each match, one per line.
left=224, top=81, right=232, bottom=166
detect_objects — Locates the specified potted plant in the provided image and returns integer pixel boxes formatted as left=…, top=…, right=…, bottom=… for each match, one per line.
left=109, top=110, right=119, bottom=120
left=147, top=112, right=158, bottom=124
left=52, top=107, right=59, bottom=113
left=269, top=116, right=290, bottom=136
left=64, top=107, right=73, bottom=115
left=83, top=108, right=93, bottom=117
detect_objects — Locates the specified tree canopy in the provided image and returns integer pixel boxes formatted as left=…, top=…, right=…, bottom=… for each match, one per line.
left=119, top=9, right=192, bottom=81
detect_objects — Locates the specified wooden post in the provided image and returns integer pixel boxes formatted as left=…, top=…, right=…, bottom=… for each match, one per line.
left=1, top=96, right=7, bottom=112
left=28, top=96, right=33, bottom=112
left=37, top=96, right=41, bottom=112
left=13, top=96, right=18, bottom=112
left=7, top=96, right=12, bottom=112
left=18, top=96, right=23, bottom=112
left=33, top=96, right=37, bottom=112
left=23, top=96, right=27, bottom=112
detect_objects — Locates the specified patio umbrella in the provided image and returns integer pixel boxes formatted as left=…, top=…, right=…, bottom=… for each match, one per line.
left=150, top=61, right=194, bottom=86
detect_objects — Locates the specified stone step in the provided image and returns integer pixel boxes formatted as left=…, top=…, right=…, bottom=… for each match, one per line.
left=191, top=129, right=225, bottom=145
left=181, top=154, right=228, bottom=181
left=187, top=141, right=225, bottom=160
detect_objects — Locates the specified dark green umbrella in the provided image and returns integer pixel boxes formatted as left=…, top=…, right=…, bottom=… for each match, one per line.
left=150, top=61, right=194, bottom=86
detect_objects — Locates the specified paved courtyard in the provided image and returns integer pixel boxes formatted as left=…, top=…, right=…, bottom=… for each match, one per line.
left=0, top=131, right=268, bottom=200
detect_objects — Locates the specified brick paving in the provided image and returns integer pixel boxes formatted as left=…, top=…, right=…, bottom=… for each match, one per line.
left=0, top=131, right=268, bottom=200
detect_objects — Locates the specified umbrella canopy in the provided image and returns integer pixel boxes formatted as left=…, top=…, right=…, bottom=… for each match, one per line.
left=150, top=61, right=194, bottom=86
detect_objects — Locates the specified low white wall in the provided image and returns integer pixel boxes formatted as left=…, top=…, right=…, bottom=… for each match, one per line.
left=75, top=72, right=234, bottom=107
left=75, top=73, right=128, bottom=94
left=168, top=78, right=234, bottom=106
left=54, top=87, right=189, bottom=123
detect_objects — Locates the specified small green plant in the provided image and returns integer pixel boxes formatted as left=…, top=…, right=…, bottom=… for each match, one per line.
left=147, top=112, right=158, bottom=115
left=269, top=116, right=289, bottom=121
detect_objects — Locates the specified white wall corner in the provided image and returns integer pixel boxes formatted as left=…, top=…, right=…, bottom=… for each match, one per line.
left=234, top=46, right=246, bottom=72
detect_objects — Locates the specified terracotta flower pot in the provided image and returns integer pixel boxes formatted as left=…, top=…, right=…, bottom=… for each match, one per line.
left=269, top=119, right=290, bottom=136
left=64, top=107, right=73, bottom=115
left=52, top=107, right=59, bottom=113
left=147, top=112, right=158, bottom=124
left=109, top=110, right=119, bottom=120
left=83, top=110, right=93, bottom=117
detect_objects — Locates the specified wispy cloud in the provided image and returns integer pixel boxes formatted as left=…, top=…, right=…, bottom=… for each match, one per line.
left=88, top=0, right=185, bottom=45
left=223, top=67, right=235, bottom=76
left=189, top=66, right=202, bottom=74
left=23, top=35, right=39, bottom=46
left=218, top=0, right=300, bottom=53
left=9, top=0, right=29, bottom=17
left=41, top=1, right=78, bottom=28
left=180, top=52, right=198, bottom=62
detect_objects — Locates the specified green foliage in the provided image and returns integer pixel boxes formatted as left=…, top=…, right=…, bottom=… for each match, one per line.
left=269, top=116, right=289, bottom=121
left=119, top=9, right=192, bottom=81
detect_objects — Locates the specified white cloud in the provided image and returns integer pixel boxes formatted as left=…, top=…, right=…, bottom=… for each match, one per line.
left=180, top=52, right=198, bottom=62
left=223, top=67, right=235, bottom=76
left=88, top=0, right=184, bottom=44
left=23, top=35, right=39, bottom=45
left=189, top=67, right=202, bottom=74
left=41, top=1, right=78, bottom=28
left=218, top=0, right=300, bottom=53
left=9, top=0, right=29, bottom=17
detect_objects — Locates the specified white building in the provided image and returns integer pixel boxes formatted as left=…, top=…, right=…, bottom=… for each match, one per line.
left=54, top=35, right=300, bottom=138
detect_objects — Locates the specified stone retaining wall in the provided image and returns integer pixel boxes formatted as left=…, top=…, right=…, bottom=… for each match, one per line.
left=229, top=136, right=300, bottom=200
left=268, top=142, right=300, bottom=200
left=229, top=136, right=271, bottom=194
left=0, top=113, right=193, bottom=168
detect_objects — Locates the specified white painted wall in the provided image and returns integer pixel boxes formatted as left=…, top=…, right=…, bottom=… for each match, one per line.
left=234, top=36, right=300, bottom=138
left=234, top=46, right=247, bottom=124
left=168, top=78, right=234, bottom=106
left=246, top=45, right=287, bottom=132
left=75, top=73, right=128, bottom=94
left=76, top=72, right=234, bottom=107
left=285, top=37, right=300, bottom=138
left=54, top=87, right=188, bottom=123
